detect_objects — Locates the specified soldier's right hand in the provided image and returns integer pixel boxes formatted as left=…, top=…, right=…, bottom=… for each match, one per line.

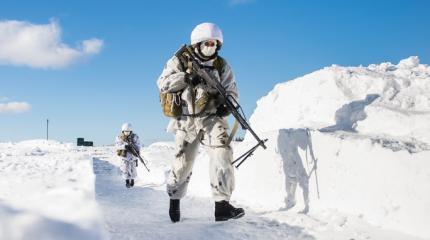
left=216, top=104, right=231, bottom=117
left=185, top=72, right=202, bottom=86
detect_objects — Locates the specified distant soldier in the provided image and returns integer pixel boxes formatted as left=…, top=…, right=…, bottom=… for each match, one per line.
left=115, top=123, right=141, bottom=188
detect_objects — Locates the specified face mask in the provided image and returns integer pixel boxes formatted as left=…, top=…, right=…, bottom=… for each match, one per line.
left=200, top=42, right=217, bottom=57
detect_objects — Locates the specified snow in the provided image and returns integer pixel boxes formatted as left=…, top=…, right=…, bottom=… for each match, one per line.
left=234, top=130, right=430, bottom=238
left=92, top=155, right=299, bottom=240
left=1, top=56, right=430, bottom=239
left=247, top=56, right=430, bottom=144
left=2, top=139, right=426, bottom=240
left=230, top=56, right=430, bottom=239
left=0, top=140, right=106, bottom=240
left=93, top=143, right=426, bottom=240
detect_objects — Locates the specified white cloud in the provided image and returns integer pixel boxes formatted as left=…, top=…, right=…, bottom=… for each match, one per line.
left=0, top=19, right=103, bottom=69
left=82, top=39, right=103, bottom=54
left=0, top=101, right=31, bottom=114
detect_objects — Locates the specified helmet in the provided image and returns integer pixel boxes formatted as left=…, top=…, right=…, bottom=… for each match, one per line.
left=191, top=23, right=223, bottom=45
left=121, top=123, right=132, bottom=132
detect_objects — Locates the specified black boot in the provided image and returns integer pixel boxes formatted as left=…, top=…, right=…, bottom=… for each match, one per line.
left=215, top=201, right=245, bottom=221
left=130, top=179, right=135, bottom=187
left=125, top=179, right=131, bottom=188
left=169, top=199, right=180, bottom=223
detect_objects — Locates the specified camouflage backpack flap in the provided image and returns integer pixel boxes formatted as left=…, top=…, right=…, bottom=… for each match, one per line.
left=213, top=56, right=226, bottom=77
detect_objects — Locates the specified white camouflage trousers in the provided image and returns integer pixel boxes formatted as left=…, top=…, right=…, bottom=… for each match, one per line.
left=167, top=117, right=235, bottom=202
left=120, top=158, right=137, bottom=180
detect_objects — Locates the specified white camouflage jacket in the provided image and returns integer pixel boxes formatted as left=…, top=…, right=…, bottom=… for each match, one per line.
left=115, top=133, right=141, bottom=160
left=157, top=54, right=239, bottom=143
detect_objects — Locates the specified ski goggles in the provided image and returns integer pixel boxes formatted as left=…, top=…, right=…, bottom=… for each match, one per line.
left=202, top=40, right=217, bottom=47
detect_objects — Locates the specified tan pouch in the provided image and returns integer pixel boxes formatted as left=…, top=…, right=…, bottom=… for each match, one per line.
left=117, top=149, right=127, bottom=157
left=160, top=92, right=182, bottom=117
left=195, top=91, right=210, bottom=113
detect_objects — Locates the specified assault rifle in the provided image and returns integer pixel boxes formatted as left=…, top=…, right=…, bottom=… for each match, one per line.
left=175, top=44, right=267, bottom=168
left=125, top=137, right=150, bottom=172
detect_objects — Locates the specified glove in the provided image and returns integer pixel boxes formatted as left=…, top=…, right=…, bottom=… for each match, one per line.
left=184, top=73, right=202, bottom=86
left=216, top=104, right=231, bottom=117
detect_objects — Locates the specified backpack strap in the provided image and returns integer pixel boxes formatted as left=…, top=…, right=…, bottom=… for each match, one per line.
left=213, top=56, right=226, bottom=77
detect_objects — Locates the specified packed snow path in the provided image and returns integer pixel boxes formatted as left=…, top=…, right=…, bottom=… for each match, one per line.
left=93, top=157, right=311, bottom=240
left=92, top=150, right=426, bottom=240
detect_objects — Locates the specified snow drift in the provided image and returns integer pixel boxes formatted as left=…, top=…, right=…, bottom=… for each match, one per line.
left=234, top=130, right=430, bottom=239
left=247, top=56, right=430, bottom=144
left=0, top=140, right=106, bottom=240
left=230, top=57, right=430, bottom=239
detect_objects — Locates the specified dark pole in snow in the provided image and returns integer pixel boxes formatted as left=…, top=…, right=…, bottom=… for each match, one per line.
left=46, top=119, right=49, bottom=140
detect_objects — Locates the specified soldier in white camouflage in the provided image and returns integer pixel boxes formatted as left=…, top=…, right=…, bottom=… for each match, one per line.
left=115, top=123, right=141, bottom=188
left=157, top=22, right=244, bottom=222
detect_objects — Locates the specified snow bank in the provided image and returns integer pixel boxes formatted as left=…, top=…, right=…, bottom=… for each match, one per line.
left=0, top=140, right=106, bottom=240
left=247, top=56, right=430, bottom=144
left=233, top=130, right=430, bottom=239
left=230, top=57, right=430, bottom=238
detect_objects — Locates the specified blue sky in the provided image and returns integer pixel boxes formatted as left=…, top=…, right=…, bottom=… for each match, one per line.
left=1, top=0, right=429, bottom=145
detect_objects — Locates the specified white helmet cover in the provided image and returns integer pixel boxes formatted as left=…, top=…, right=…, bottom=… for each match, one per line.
left=191, top=22, right=223, bottom=45
left=121, top=123, right=132, bottom=132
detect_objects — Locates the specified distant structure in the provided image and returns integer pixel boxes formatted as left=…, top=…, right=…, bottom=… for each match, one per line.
left=234, top=137, right=244, bottom=142
left=77, top=138, right=94, bottom=147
